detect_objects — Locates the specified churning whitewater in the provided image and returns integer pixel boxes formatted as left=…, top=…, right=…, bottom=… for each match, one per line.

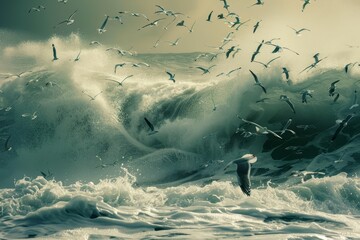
left=0, top=33, right=359, bottom=239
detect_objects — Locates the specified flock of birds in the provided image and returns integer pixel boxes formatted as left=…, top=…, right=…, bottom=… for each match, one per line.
left=1, top=0, right=358, bottom=196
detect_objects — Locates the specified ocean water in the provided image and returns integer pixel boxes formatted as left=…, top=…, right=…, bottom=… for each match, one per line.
left=0, top=34, right=359, bottom=239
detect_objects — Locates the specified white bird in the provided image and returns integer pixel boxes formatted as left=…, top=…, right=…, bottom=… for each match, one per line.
left=106, top=48, right=133, bottom=56
left=280, top=95, right=296, bottom=114
left=58, top=0, right=68, bottom=3
left=132, top=62, right=150, bottom=68
left=138, top=18, right=166, bottom=30
left=21, top=111, right=38, bottom=120
left=105, top=75, right=133, bottom=87
left=275, top=118, right=296, bottom=135
left=288, top=26, right=310, bottom=36
left=300, top=53, right=327, bottom=73
left=28, top=5, right=45, bottom=14
left=98, top=15, right=110, bottom=34
left=144, top=117, right=158, bottom=135
left=54, top=10, right=78, bottom=28
left=224, top=154, right=258, bottom=196
left=114, top=63, right=127, bottom=73
left=195, top=65, right=216, bottom=74
left=166, top=71, right=175, bottom=83
left=239, top=117, right=282, bottom=139
left=82, top=91, right=103, bottom=101
left=167, top=38, right=181, bottom=46
left=129, top=12, right=149, bottom=21
left=89, top=41, right=101, bottom=46
left=249, top=70, right=267, bottom=93
left=253, top=56, right=280, bottom=68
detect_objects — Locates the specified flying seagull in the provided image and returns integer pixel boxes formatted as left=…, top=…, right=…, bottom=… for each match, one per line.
left=249, top=0, right=265, bottom=7
left=166, top=71, right=175, bottom=83
left=226, top=45, right=239, bottom=59
left=288, top=26, right=310, bottom=36
left=332, top=114, right=354, bottom=141
left=167, top=38, right=181, bottom=46
left=282, top=67, right=290, bottom=80
left=54, top=10, right=78, bottom=28
left=249, top=70, right=267, bottom=93
left=344, top=62, right=357, bottom=73
left=114, top=63, right=127, bottom=73
left=74, top=50, right=81, bottom=62
left=276, top=118, right=296, bottom=135
left=253, top=20, right=262, bottom=33
left=328, top=80, right=340, bottom=96
left=301, top=90, right=313, bottom=103
left=302, top=0, right=311, bottom=12
left=239, top=117, right=282, bottom=139
left=253, top=56, right=280, bottom=68
left=188, top=21, right=196, bottom=33
left=28, top=5, right=45, bottom=14
left=98, top=15, right=109, bottom=34
left=144, top=117, right=158, bottom=135
left=251, top=40, right=264, bottom=62
left=82, top=90, right=103, bottom=101
left=220, top=0, right=230, bottom=12
left=4, top=71, right=32, bottom=79
left=206, top=11, right=213, bottom=22
left=300, top=53, right=327, bottom=73
left=105, top=75, right=133, bottom=86
left=224, top=154, right=257, bottom=196
left=138, top=18, right=166, bottom=30
left=280, top=95, right=296, bottom=114
left=195, top=65, right=216, bottom=74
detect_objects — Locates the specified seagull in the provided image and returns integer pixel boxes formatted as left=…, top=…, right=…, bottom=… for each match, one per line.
left=129, top=12, right=149, bottom=21
left=28, top=5, right=45, bottom=13
left=74, top=50, right=81, bottom=62
left=329, top=80, right=340, bottom=96
left=349, top=90, right=359, bottom=110
left=188, top=21, right=196, bottom=33
left=217, top=13, right=225, bottom=20
left=211, top=93, right=217, bottom=111
left=276, top=118, right=296, bottom=135
left=332, top=114, right=354, bottom=141
left=98, top=15, right=109, bottom=34
left=89, top=41, right=101, bottom=46
left=220, top=0, right=230, bottom=12
left=132, top=62, right=150, bottom=68
left=138, top=18, right=166, bottom=30
left=280, top=95, right=296, bottom=114
left=300, top=53, right=327, bottom=73
left=223, top=32, right=234, bottom=43
left=226, top=45, right=239, bottom=58
left=114, top=63, right=127, bottom=73
left=206, top=11, right=213, bottom=22
left=227, top=17, right=241, bottom=28
left=301, top=90, right=313, bottom=103
left=153, top=39, right=161, bottom=48
left=82, top=91, right=103, bottom=101
left=344, top=62, right=357, bottom=73
left=253, top=56, right=280, bottom=68
left=333, top=93, right=340, bottom=103
left=3, top=136, right=12, bottom=152
left=207, top=41, right=230, bottom=51
left=226, top=67, right=242, bottom=77
left=21, top=111, right=38, bottom=120
left=253, top=20, right=262, bottom=33
left=239, top=117, right=282, bottom=139
left=281, top=67, right=290, bottom=80
left=167, top=38, right=181, bottom=46
left=54, top=10, right=78, bottom=28
left=196, top=65, right=216, bottom=74
left=267, top=43, right=299, bottom=55
left=249, top=0, right=265, bottom=7
left=176, top=20, right=186, bottom=27
left=291, top=170, right=325, bottom=183
left=40, top=170, right=53, bottom=180
left=52, top=44, right=58, bottom=61
left=106, top=48, right=133, bottom=56
left=288, top=26, right=310, bottom=36
left=249, top=70, right=267, bottom=94
left=251, top=40, right=264, bottom=62
left=58, top=0, right=68, bottom=3
left=224, top=154, right=257, bottom=196
left=166, top=71, right=175, bottom=83
left=302, top=0, right=311, bottom=12
left=235, top=19, right=251, bottom=31
left=154, top=5, right=183, bottom=17
left=105, top=75, right=133, bottom=87
left=144, top=117, right=158, bottom=135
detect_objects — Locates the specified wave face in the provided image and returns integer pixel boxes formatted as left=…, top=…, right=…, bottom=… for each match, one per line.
left=0, top=35, right=359, bottom=239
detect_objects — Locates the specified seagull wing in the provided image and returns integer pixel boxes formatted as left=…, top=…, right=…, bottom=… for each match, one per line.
left=266, top=129, right=283, bottom=139
left=331, top=80, right=340, bottom=86
left=286, top=100, right=296, bottom=114
left=121, top=75, right=134, bottom=83
left=236, top=161, right=252, bottom=196
left=4, top=135, right=11, bottom=151
left=68, top=9, right=78, bottom=20
left=239, top=117, right=263, bottom=129
left=166, top=71, right=174, bottom=78
left=144, top=117, right=155, bottom=131
left=99, top=15, right=109, bottom=30
left=267, top=56, right=281, bottom=65
left=258, top=83, right=267, bottom=94
left=105, top=79, right=121, bottom=85
left=249, top=70, right=259, bottom=84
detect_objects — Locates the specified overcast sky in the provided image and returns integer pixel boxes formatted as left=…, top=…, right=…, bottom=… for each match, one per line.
left=0, top=0, right=360, bottom=55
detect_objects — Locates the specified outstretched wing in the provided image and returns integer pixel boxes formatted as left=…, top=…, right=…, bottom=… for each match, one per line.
left=249, top=69, right=259, bottom=84
left=144, top=117, right=155, bottom=131
left=236, top=161, right=252, bottom=196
